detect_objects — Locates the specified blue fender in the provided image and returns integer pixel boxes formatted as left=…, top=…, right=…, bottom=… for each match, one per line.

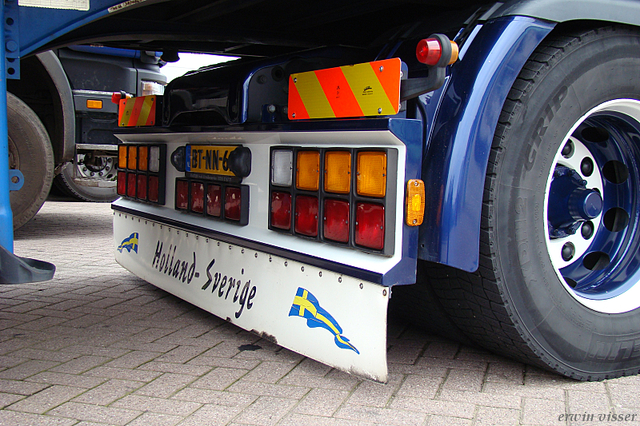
left=418, top=16, right=555, bottom=272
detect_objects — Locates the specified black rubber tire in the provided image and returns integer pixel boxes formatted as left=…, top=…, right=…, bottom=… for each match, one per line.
left=54, top=160, right=118, bottom=202
left=426, top=26, right=640, bottom=380
left=8, top=93, right=54, bottom=230
left=389, top=261, right=475, bottom=347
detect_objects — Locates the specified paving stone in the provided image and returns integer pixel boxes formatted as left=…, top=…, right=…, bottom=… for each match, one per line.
left=71, top=378, right=143, bottom=406
left=5, top=384, right=85, bottom=414
left=232, top=395, right=298, bottom=426
left=5, top=200, right=640, bottom=426
left=47, top=401, right=142, bottom=425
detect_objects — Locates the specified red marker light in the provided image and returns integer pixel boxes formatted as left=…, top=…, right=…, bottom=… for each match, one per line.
left=416, top=38, right=442, bottom=66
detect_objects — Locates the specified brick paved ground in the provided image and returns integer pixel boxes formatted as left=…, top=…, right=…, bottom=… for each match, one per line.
left=1, top=200, right=639, bottom=426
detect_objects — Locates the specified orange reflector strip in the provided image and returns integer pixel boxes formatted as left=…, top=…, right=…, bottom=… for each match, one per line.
left=296, top=151, right=320, bottom=191
left=289, top=58, right=401, bottom=120
left=324, top=151, right=351, bottom=194
left=405, top=179, right=425, bottom=226
left=118, top=96, right=158, bottom=127
left=357, top=152, right=387, bottom=198
left=86, top=99, right=103, bottom=109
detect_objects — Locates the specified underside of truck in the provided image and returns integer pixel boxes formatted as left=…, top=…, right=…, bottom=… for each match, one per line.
left=27, top=0, right=640, bottom=382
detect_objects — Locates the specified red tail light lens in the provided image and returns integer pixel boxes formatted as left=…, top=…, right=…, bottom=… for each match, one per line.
left=207, top=185, right=222, bottom=217
left=323, top=199, right=349, bottom=243
left=295, top=196, right=319, bottom=237
left=136, top=174, right=148, bottom=200
left=148, top=176, right=160, bottom=203
left=271, top=191, right=292, bottom=230
left=355, top=202, right=384, bottom=250
left=225, top=187, right=242, bottom=221
left=176, top=179, right=189, bottom=210
left=117, top=170, right=127, bottom=196
left=190, top=182, right=205, bottom=213
left=127, top=173, right=137, bottom=198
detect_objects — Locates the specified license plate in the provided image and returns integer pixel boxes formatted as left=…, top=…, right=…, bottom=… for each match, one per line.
left=186, top=145, right=237, bottom=176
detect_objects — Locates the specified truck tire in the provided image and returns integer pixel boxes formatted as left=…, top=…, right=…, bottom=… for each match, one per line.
left=8, top=93, right=54, bottom=230
left=54, top=155, right=118, bottom=202
left=426, top=26, right=640, bottom=380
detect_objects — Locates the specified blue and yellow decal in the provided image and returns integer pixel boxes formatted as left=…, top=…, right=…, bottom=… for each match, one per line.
left=118, top=232, right=139, bottom=253
left=289, top=287, right=359, bottom=354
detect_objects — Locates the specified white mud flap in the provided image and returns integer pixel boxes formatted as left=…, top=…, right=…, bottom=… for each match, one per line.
left=114, top=213, right=389, bottom=382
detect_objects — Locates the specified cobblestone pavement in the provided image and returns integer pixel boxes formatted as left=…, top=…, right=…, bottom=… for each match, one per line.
left=1, top=200, right=639, bottom=426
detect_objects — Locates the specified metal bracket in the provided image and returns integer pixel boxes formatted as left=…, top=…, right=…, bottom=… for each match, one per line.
left=4, top=0, right=19, bottom=79
left=8, top=169, right=23, bottom=191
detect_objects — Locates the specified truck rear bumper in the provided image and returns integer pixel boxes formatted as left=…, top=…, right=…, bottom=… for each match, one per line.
left=114, top=210, right=389, bottom=382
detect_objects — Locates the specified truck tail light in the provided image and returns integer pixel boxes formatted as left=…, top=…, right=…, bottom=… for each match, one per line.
left=270, top=147, right=392, bottom=253
left=190, top=181, right=205, bottom=214
left=296, top=151, right=320, bottom=191
left=271, top=150, right=293, bottom=187
left=324, top=151, right=351, bottom=194
left=176, top=179, right=189, bottom=210
left=136, top=174, right=148, bottom=200
left=117, top=143, right=166, bottom=205
left=148, top=176, right=160, bottom=203
left=355, top=203, right=384, bottom=250
left=138, top=146, right=148, bottom=171
left=225, top=187, right=242, bottom=221
left=118, top=146, right=127, bottom=169
left=128, top=145, right=138, bottom=170
left=207, top=185, right=222, bottom=217
left=295, top=195, right=319, bottom=237
left=357, top=151, right=386, bottom=197
left=127, top=173, right=137, bottom=198
left=271, top=191, right=292, bottom=230
left=117, top=170, right=127, bottom=196
left=176, top=179, right=248, bottom=225
left=324, top=199, right=349, bottom=243
left=149, top=146, right=161, bottom=173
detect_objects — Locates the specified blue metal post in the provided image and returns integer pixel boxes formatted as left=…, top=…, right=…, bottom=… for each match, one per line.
left=0, top=2, right=13, bottom=253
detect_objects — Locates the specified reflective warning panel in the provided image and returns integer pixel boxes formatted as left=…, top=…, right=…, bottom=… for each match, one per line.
left=288, top=58, right=401, bottom=120
left=118, top=96, right=158, bottom=127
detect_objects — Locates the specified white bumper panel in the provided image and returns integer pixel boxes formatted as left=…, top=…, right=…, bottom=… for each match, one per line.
left=114, top=212, right=389, bottom=382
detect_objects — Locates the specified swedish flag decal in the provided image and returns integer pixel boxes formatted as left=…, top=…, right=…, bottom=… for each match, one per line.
left=117, top=232, right=139, bottom=253
left=289, top=287, right=359, bottom=354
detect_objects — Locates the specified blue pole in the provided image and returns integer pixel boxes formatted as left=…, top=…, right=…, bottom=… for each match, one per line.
left=0, top=2, right=14, bottom=253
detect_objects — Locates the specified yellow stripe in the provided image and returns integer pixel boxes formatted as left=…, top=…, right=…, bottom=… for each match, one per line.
left=293, top=72, right=335, bottom=119
left=316, top=313, right=340, bottom=335
left=341, top=63, right=395, bottom=116
left=137, top=96, right=155, bottom=126
left=120, top=99, right=136, bottom=126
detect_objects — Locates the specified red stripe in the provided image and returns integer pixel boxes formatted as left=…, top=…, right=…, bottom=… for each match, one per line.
left=315, top=68, right=363, bottom=118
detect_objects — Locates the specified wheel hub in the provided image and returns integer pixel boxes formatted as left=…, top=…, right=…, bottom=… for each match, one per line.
left=544, top=99, right=640, bottom=314
left=548, top=166, right=602, bottom=238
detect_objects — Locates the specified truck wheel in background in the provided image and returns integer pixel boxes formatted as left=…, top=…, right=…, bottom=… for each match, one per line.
left=54, top=154, right=118, bottom=202
left=419, top=27, right=640, bottom=380
left=8, top=92, right=54, bottom=230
